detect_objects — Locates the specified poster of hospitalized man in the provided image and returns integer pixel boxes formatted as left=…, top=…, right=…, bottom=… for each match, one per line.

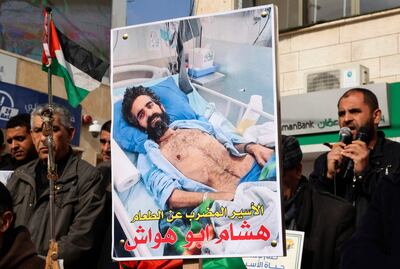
left=110, top=4, right=284, bottom=260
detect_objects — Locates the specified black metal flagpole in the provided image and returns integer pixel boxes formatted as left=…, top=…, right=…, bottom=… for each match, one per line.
left=46, top=6, right=53, bottom=106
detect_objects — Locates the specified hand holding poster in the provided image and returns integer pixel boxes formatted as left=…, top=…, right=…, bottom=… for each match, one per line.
left=111, top=5, right=283, bottom=260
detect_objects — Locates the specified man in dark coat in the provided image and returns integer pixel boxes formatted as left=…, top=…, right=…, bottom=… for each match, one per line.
left=5, top=113, right=38, bottom=170
left=7, top=103, right=106, bottom=269
left=0, top=182, right=44, bottom=269
left=96, top=120, right=120, bottom=269
left=309, top=88, right=400, bottom=225
left=282, top=135, right=355, bottom=269
left=341, top=168, right=400, bottom=268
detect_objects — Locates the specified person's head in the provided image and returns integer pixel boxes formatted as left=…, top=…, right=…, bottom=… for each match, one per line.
left=337, top=88, right=381, bottom=140
left=281, top=135, right=303, bottom=194
left=122, top=86, right=170, bottom=141
left=6, top=113, right=37, bottom=162
left=100, top=120, right=111, bottom=162
left=30, top=104, right=75, bottom=162
left=0, top=182, right=14, bottom=240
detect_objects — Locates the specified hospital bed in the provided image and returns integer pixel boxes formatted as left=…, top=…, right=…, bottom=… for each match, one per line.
left=111, top=75, right=277, bottom=259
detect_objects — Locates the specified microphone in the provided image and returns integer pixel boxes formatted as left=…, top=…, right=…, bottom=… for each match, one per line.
left=339, top=127, right=352, bottom=145
left=343, top=127, right=369, bottom=178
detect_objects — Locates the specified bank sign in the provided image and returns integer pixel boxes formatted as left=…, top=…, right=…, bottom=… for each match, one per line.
left=281, top=83, right=390, bottom=136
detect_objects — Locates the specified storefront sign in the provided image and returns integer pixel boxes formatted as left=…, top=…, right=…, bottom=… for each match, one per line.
left=0, top=53, right=17, bottom=84
left=281, top=83, right=390, bottom=135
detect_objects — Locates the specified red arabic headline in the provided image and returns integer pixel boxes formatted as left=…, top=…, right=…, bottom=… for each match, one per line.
left=124, top=221, right=271, bottom=252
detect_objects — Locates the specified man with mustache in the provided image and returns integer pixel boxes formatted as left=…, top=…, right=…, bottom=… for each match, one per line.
left=310, top=88, right=400, bottom=225
left=122, top=86, right=274, bottom=210
left=5, top=114, right=37, bottom=170
left=7, top=103, right=106, bottom=269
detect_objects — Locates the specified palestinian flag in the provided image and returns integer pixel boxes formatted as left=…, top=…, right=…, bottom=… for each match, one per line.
left=42, top=11, right=109, bottom=107
left=202, top=258, right=247, bottom=269
left=119, top=260, right=183, bottom=269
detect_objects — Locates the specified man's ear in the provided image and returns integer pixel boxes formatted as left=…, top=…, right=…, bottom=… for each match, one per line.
left=0, top=211, right=14, bottom=233
left=68, top=127, right=76, bottom=142
left=373, top=108, right=382, bottom=125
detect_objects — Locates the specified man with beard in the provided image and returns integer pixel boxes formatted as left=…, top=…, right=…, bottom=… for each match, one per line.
left=5, top=114, right=37, bottom=170
left=122, top=86, right=274, bottom=210
left=309, top=88, right=400, bottom=225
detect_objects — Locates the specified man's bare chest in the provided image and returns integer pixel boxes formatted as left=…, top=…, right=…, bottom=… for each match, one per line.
left=159, top=129, right=227, bottom=163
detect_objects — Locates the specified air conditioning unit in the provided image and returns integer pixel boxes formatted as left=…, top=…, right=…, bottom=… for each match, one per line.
left=305, top=65, right=370, bottom=92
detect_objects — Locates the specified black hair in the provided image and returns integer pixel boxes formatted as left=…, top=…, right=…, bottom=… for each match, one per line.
left=101, top=120, right=111, bottom=133
left=6, top=113, right=31, bottom=130
left=338, top=88, right=379, bottom=111
left=121, top=86, right=162, bottom=128
left=281, top=135, right=303, bottom=170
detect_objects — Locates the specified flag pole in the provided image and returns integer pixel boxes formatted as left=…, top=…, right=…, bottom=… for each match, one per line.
left=44, top=7, right=60, bottom=269
left=46, top=6, right=53, bottom=105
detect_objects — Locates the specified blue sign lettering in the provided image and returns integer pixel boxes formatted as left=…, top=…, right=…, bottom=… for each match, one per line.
left=0, top=81, right=81, bottom=145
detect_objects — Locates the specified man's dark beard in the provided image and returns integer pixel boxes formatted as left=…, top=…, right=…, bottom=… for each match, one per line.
left=146, top=112, right=170, bottom=141
left=358, top=121, right=374, bottom=145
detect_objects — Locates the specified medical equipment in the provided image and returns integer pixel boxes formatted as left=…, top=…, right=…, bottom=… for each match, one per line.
left=237, top=95, right=263, bottom=134
left=113, top=65, right=170, bottom=88
left=189, top=48, right=214, bottom=69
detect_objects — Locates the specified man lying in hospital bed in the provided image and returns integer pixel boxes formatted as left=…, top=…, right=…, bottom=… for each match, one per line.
left=113, top=76, right=281, bottom=256
left=122, top=85, right=275, bottom=210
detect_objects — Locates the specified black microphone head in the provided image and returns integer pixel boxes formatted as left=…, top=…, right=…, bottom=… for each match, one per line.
left=356, top=126, right=370, bottom=144
left=339, top=127, right=352, bottom=145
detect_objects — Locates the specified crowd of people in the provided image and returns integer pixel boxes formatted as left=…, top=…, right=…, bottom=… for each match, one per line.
left=0, top=86, right=399, bottom=269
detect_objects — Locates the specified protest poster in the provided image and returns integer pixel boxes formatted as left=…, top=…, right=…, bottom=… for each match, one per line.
left=111, top=5, right=284, bottom=260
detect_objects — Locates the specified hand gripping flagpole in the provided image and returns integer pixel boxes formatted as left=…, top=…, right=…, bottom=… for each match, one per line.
left=43, top=7, right=60, bottom=269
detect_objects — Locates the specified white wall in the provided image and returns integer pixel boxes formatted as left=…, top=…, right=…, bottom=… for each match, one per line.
left=278, top=8, right=400, bottom=96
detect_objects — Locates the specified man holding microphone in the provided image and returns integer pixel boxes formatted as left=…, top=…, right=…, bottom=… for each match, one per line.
left=310, top=88, right=400, bottom=225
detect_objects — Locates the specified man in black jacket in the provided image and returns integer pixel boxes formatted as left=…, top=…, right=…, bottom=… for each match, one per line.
left=282, top=135, right=355, bottom=269
left=341, top=167, right=400, bottom=268
left=309, top=88, right=400, bottom=225
left=7, top=103, right=106, bottom=269
left=96, top=120, right=120, bottom=269
left=0, top=182, right=44, bottom=269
